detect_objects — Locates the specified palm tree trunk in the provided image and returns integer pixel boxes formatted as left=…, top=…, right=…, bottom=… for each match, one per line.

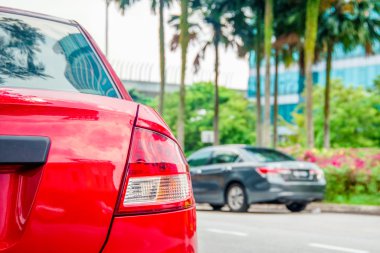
left=158, top=0, right=166, bottom=114
left=105, top=0, right=111, bottom=57
left=273, top=49, right=279, bottom=148
left=177, top=0, right=189, bottom=149
left=304, top=0, right=320, bottom=149
left=255, top=9, right=262, bottom=147
left=323, top=42, right=333, bottom=149
left=298, top=48, right=305, bottom=93
left=263, top=0, right=273, bottom=147
left=213, top=42, right=220, bottom=146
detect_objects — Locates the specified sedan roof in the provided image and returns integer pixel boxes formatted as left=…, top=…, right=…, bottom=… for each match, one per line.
left=0, top=6, right=74, bottom=25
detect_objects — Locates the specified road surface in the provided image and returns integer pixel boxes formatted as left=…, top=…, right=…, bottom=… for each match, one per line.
left=197, top=207, right=380, bottom=253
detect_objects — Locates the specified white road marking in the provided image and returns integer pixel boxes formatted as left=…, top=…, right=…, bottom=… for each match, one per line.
left=206, top=228, right=248, bottom=237
left=309, top=243, right=369, bottom=253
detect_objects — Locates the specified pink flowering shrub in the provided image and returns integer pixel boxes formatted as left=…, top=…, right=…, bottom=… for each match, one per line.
left=280, top=147, right=380, bottom=204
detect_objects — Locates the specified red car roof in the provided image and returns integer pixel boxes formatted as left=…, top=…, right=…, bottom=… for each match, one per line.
left=0, top=6, right=74, bottom=25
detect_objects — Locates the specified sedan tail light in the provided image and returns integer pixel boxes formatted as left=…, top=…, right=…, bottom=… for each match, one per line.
left=117, top=127, right=194, bottom=215
left=256, top=167, right=291, bottom=177
left=310, top=169, right=325, bottom=180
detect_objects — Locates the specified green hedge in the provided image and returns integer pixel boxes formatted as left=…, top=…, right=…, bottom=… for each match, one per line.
left=281, top=147, right=380, bottom=205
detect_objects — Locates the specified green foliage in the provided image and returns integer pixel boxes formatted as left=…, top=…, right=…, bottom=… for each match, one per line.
left=281, top=147, right=380, bottom=205
left=374, top=75, right=380, bottom=93
left=159, top=82, right=255, bottom=155
left=113, top=0, right=172, bottom=13
left=128, top=89, right=153, bottom=105
left=324, top=161, right=380, bottom=205
left=292, top=80, right=380, bottom=148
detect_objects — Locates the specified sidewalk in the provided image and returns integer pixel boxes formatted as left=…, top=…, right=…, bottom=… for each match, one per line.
left=307, top=202, right=380, bottom=215
left=196, top=203, right=380, bottom=215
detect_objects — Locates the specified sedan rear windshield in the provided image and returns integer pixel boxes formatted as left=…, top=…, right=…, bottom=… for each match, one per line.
left=0, top=12, right=119, bottom=98
left=244, top=148, right=295, bottom=162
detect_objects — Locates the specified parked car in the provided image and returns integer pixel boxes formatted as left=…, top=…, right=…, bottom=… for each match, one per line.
left=0, top=7, right=196, bottom=253
left=188, top=145, right=326, bottom=212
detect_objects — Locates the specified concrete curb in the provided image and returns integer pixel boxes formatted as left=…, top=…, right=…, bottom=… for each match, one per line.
left=196, top=203, right=380, bottom=215
left=307, top=203, right=380, bottom=215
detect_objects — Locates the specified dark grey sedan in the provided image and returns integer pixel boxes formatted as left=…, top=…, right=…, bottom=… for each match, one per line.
left=188, top=145, right=326, bottom=212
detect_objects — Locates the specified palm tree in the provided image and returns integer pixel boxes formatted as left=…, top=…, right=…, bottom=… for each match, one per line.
left=317, top=0, right=380, bottom=149
left=177, top=0, right=190, bottom=148
left=351, top=0, right=380, bottom=55
left=263, top=0, right=274, bottom=148
left=249, top=0, right=266, bottom=147
left=274, top=0, right=311, bottom=147
left=270, top=36, right=302, bottom=147
left=317, top=0, right=355, bottom=149
left=168, top=3, right=200, bottom=149
left=170, top=0, right=233, bottom=146
left=272, top=0, right=304, bottom=147
left=229, top=0, right=264, bottom=147
left=255, top=22, right=263, bottom=147
left=114, top=0, right=171, bottom=114
left=273, top=48, right=279, bottom=147
left=192, top=1, right=234, bottom=146
left=304, top=0, right=321, bottom=148
left=105, top=0, right=111, bottom=57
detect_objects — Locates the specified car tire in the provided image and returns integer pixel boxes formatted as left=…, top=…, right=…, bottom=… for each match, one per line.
left=210, top=204, right=224, bottom=211
left=226, top=183, right=248, bottom=212
left=286, top=202, right=307, bottom=212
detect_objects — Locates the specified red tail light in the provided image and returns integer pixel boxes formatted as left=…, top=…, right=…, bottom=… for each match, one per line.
left=117, top=127, right=194, bottom=214
left=256, top=167, right=290, bottom=176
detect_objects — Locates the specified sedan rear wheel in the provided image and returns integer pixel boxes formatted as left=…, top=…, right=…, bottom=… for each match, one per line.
left=226, top=183, right=248, bottom=212
left=286, top=202, right=307, bottom=212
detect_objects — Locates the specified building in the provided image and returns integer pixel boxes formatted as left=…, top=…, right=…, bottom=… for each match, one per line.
left=247, top=44, right=380, bottom=123
left=110, top=61, right=246, bottom=98
left=121, top=79, right=247, bottom=98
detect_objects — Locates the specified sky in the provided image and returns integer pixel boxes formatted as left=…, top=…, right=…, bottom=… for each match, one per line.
left=1, top=0, right=250, bottom=90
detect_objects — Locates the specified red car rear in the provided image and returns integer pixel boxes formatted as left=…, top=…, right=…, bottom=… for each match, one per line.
left=0, top=7, right=197, bottom=253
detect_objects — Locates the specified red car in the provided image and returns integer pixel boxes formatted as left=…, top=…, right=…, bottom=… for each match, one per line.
left=0, top=7, right=197, bottom=253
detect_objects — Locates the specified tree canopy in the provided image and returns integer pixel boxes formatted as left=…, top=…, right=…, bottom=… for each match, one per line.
left=158, top=82, right=256, bottom=155
left=292, top=80, right=380, bottom=148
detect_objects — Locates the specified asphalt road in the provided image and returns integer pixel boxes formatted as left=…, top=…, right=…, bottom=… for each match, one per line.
left=197, top=207, right=380, bottom=253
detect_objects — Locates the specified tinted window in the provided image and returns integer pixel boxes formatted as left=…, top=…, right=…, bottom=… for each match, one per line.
left=211, top=151, right=239, bottom=164
left=244, top=148, right=294, bottom=162
left=188, top=150, right=212, bottom=167
left=0, top=12, right=119, bottom=98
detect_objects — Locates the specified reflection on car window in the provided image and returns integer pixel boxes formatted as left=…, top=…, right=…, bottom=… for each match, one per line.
left=0, top=12, right=119, bottom=98
left=188, top=150, right=212, bottom=167
left=244, top=148, right=294, bottom=162
left=211, top=151, right=239, bottom=164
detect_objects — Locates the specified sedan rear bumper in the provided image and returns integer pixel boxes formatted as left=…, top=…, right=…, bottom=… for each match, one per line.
left=249, top=182, right=325, bottom=204
left=102, top=207, right=197, bottom=253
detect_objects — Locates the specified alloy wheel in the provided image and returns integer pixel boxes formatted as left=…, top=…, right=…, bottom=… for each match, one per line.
left=226, top=184, right=248, bottom=212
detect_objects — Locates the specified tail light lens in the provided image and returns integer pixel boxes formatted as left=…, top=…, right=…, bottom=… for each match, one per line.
left=256, top=167, right=291, bottom=177
left=117, top=127, right=194, bottom=214
left=310, top=169, right=324, bottom=180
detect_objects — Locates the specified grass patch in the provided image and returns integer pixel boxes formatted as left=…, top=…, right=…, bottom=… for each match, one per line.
left=325, top=194, right=380, bottom=206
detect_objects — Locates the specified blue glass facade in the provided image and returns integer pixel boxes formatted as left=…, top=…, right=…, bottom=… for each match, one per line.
left=248, top=45, right=380, bottom=123
left=314, top=64, right=380, bottom=89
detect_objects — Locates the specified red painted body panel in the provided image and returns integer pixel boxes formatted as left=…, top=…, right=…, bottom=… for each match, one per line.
left=0, top=7, right=197, bottom=253
left=136, top=105, right=176, bottom=141
left=102, top=207, right=197, bottom=253
left=0, top=88, right=137, bottom=252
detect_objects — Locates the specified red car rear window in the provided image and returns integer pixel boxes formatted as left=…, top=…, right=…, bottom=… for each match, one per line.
left=0, top=12, right=120, bottom=98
